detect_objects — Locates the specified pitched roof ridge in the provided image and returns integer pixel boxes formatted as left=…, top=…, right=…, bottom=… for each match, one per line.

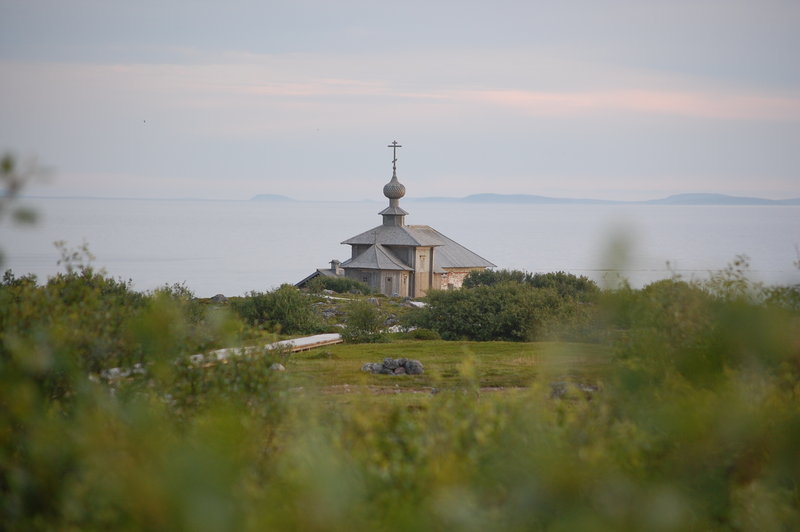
left=373, top=243, right=411, bottom=269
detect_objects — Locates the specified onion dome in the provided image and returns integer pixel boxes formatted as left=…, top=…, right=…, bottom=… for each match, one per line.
left=383, top=172, right=406, bottom=200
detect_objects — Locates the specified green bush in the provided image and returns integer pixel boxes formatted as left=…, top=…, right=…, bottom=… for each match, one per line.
left=464, top=269, right=599, bottom=302
left=404, top=328, right=441, bottom=341
left=307, top=276, right=373, bottom=295
left=341, top=299, right=385, bottom=343
left=231, top=284, right=321, bottom=334
left=409, top=282, right=582, bottom=342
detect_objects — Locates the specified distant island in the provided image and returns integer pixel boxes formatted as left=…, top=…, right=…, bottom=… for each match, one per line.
left=251, top=192, right=800, bottom=206
left=250, top=194, right=297, bottom=202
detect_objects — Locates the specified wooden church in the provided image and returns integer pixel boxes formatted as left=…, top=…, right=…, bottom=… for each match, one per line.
left=298, top=142, right=495, bottom=297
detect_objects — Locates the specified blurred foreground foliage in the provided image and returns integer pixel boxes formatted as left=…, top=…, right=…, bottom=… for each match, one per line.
left=1, top=256, right=799, bottom=530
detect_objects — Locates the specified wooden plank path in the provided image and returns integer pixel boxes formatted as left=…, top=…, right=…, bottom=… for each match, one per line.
left=270, top=333, right=343, bottom=353
left=99, top=333, right=342, bottom=380
left=202, top=333, right=342, bottom=361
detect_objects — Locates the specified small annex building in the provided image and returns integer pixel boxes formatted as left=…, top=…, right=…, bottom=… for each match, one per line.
left=297, top=142, right=495, bottom=297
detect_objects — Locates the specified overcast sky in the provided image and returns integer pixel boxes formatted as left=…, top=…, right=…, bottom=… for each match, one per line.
left=1, top=0, right=799, bottom=201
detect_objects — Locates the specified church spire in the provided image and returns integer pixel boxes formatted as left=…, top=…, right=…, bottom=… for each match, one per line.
left=379, top=140, right=409, bottom=226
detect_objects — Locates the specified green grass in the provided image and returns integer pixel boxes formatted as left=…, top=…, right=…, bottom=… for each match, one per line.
left=286, top=340, right=610, bottom=392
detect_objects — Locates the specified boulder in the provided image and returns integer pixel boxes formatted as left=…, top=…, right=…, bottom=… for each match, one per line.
left=403, top=359, right=424, bottom=375
left=361, top=362, right=383, bottom=373
left=361, top=357, right=424, bottom=376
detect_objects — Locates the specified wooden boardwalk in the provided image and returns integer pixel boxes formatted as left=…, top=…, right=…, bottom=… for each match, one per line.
left=271, top=333, right=343, bottom=353
left=99, top=333, right=343, bottom=380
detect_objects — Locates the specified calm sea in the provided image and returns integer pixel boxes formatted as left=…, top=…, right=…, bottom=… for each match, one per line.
left=2, top=197, right=798, bottom=297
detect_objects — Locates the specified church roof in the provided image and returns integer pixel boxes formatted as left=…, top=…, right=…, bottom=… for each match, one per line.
left=341, top=224, right=441, bottom=247
left=407, top=225, right=497, bottom=269
left=342, top=224, right=496, bottom=270
left=344, top=243, right=413, bottom=271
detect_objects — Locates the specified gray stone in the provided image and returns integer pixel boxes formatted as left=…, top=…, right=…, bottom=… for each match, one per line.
left=404, top=360, right=424, bottom=375
left=361, top=362, right=383, bottom=373
left=362, top=357, right=424, bottom=375
left=367, top=297, right=380, bottom=306
left=270, top=363, right=286, bottom=371
left=210, top=294, right=228, bottom=303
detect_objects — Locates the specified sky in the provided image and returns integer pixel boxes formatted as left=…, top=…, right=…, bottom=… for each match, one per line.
left=1, top=0, right=799, bottom=201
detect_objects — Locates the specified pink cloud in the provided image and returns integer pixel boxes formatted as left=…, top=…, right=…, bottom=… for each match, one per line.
left=464, top=89, right=800, bottom=120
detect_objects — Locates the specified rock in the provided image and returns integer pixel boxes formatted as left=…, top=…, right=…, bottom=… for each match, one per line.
left=404, top=360, right=424, bottom=375
left=323, top=289, right=335, bottom=295
left=367, top=297, right=380, bottom=306
left=361, top=357, right=424, bottom=375
left=270, top=363, right=286, bottom=371
left=210, top=293, right=228, bottom=303
left=361, top=362, right=383, bottom=373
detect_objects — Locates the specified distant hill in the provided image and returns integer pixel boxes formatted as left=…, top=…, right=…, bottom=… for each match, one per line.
left=250, top=194, right=297, bottom=202
left=644, top=193, right=800, bottom=205
left=406, top=192, right=800, bottom=206
left=407, top=193, right=621, bottom=204
left=250, top=191, right=800, bottom=205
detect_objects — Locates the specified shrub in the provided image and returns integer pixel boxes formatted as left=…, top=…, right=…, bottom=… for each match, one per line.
left=231, top=284, right=321, bottom=334
left=341, top=299, right=385, bottom=343
left=408, top=328, right=441, bottom=340
left=410, top=283, right=564, bottom=341
left=464, top=269, right=599, bottom=302
left=307, top=276, right=373, bottom=295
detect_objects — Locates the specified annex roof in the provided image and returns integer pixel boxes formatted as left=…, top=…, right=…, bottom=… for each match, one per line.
left=295, top=267, right=343, bottom=288
left=344, top=243, right=413, bottom=271
left=407, top=225, right=497, bottom=269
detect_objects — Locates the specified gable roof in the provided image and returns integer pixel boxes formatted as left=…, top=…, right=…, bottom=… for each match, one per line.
left=406, top=225, right=496, bottom=269
left=342, top=224, right=495, bottom=270
left=341, top=224, right=442, bottom=247
left=344, top=243, right=413, bottom=271
left=295, top=267, right=343, bottom=287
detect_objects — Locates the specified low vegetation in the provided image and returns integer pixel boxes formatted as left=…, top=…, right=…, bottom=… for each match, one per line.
left=306, top=275, right=373, bottom=295
left=406, top=270, right=602, bottom=342
left=1, top=252, right=799, bottom=530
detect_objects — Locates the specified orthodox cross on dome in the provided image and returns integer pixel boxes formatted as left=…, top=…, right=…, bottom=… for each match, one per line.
left=387, top=140, right=402, bottom=175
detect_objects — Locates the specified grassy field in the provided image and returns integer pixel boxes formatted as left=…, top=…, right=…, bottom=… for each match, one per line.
left=284, top=340, right=610, bottom=392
